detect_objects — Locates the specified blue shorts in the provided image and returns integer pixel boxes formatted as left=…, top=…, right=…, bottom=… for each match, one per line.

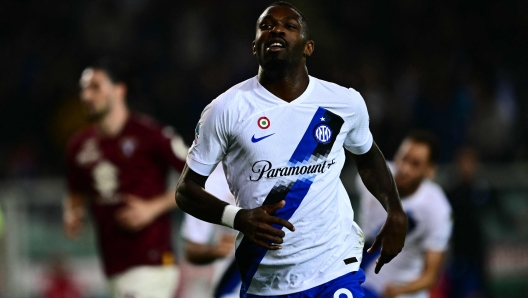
left=243, top=269, right=365, bottom=298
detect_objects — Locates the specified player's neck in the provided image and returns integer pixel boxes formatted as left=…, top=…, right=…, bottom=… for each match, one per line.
left=97, top=104, right=130, bottom=137
left=397, top=182, right=421, bottom=198
left=258, top=64, right=309, bottom=103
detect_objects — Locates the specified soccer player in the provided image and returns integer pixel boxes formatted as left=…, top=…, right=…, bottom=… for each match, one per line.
left=64, top=59, right=187, bottom=298
left=181, top=164, right=241, bottom=298
left=358, top=131, right=452, bottom=298
left=176, top=2, right=408, bottom=297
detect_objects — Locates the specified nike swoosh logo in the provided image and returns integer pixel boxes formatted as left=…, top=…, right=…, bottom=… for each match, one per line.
left=251, top=133, right=275, bottom=143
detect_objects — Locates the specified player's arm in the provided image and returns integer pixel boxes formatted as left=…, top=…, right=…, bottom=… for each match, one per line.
left=384, top=251, right=445, bottom=297
left=185, top=234, right=236, bottom=265
left=350, top=142, right=408, bottom=273
left=63, top=192, right=86, bottom=239
left=115, top=191, right=177, bottom=232
left=176, top=165, right=294, bottom=250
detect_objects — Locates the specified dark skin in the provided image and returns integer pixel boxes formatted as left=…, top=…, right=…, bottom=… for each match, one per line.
left=176, top=4, right=407, bottom=273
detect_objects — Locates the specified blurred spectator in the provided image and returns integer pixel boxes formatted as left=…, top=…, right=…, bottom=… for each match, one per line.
left=41, top=255, right=84, bottom=298
left=445, top=147, right=488, bottom=298
left=0, top=0, right=526, bottom=178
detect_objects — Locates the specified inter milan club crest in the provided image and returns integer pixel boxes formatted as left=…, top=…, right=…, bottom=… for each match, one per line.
left=257, top=117, right=270, bottom=129
left=313, top=123, right=332, bottom=144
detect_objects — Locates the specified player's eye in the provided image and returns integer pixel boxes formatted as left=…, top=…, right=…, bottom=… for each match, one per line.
left=260, top=23, right=272, bottom=30
left=285, top=23, right=297, bottom=29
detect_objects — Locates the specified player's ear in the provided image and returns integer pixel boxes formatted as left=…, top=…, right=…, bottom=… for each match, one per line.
left=252, top=40, right=257, bottom=56
left=303, top=40, right=314, bottom=57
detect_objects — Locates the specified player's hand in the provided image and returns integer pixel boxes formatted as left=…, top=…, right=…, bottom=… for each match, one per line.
left=368, top=209, right=407, bottom=274
left=234, top=200, right=295, bottom=250
left=214, top=234, right=236, bottom=258
left=63, top=207, right=85, bottom=239
left=383, top=284, right=403, bottom=298
left=115, top=194, right=158, bottom=232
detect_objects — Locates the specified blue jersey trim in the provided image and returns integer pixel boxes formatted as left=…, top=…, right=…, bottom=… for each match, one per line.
left=289, top=107, right=327, bottom=165
left=214, top=259, right=241, bottom=298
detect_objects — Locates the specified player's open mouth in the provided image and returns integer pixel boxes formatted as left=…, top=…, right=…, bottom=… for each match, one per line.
left=267, top=40, right=286, bottom=51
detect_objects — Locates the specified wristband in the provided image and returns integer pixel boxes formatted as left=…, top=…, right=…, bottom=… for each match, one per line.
left=221, top=205, right=242, bottom=229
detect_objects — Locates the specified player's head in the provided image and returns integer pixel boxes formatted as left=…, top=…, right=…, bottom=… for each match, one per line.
left=455, top=146, right=478, bottom=182
left=79, top=58, right=127, bottom=122
left=253, top=2, right=314, bottom=71
left=394, top=130, right=439, bottom=194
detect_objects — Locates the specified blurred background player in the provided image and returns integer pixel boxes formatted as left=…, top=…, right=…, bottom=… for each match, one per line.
left=358, top=131, right=452, bottom=298
left=181, top=164, right=240, bottom=298
left=63, top=58, right=187, bottom=298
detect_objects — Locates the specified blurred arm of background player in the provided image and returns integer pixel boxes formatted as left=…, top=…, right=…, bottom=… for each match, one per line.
left=63, top=192, right=86, bottom=238
left=63, top=190, right=177, bottom=237
left=114, top=191, right=177, bottom=232
left=383, top=251, right=444, bottom=298
left=185, top=234, right=236, bottom=265
left=350, top=142, right=408, bottom=273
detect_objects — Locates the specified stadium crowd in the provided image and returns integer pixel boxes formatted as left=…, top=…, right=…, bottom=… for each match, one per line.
left=1, top=0, right=527, bottom=179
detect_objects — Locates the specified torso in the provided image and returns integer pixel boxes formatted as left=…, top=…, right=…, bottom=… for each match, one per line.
left=189, top=76, right=373, bottom=295
left=67, top=114, right=181, bottom=276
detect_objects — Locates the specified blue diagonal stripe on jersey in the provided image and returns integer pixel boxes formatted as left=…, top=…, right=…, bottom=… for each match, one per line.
left=288, top=107, right=327, bottom=165
left=237, top=176, right=315, bottom=295
left=236, top=107, right=345, bottom=296
left=214, top=258, right=241, bottom=298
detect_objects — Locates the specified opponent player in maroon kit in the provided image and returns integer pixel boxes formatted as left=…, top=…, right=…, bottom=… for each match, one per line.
left=63, top=59, right=187, bottom=298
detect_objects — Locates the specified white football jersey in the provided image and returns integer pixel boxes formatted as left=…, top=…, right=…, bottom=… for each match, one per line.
left=187, top=76, right=373, bottom=296
left=181, top=164, right=239, bottom=298
left=357, top=166, right=452, bottom=298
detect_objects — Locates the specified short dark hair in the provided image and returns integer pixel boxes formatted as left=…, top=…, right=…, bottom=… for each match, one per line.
left=86, top=57, right=128, bottom=85
left=405, top=130, right=440, bottom=164
left=264, top=1, right=312, bottom=40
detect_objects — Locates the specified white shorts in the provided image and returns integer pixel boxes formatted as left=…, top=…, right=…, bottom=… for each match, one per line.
left=108, top=265, right=179, bottom=298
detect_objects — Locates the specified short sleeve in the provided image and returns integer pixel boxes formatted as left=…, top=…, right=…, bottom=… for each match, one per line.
left=181, top=214, right=215, bottom=244
left=187, top=101, right=230, bottom=176
left=343, top=90, right=373, bottom=155
left=153, top=126, right=187, bottom=172
left=423, top=193, right=453, bottom=252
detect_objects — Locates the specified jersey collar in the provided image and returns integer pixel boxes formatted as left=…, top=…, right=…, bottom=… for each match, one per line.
left=254, top=75, right=315, bottom=105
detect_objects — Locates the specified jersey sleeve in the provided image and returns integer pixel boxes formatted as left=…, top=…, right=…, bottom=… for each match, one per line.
left=343, top=89, right=373, bottom=155
left=153, top=126, right=187, bottom=172
left=423, top=191, right=453, bottom=252
left=187, top=100, right=230, bottom=176
left=181, top=214, right=215, bottom=244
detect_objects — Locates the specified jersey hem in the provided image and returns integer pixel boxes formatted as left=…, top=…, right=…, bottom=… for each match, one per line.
left=246, top=260, right=361, bottom=296
left=186, top=156, right=217, bottom=176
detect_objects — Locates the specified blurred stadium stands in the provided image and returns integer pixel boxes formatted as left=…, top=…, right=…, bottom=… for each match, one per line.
left=1, top=0, right=528, bottom=297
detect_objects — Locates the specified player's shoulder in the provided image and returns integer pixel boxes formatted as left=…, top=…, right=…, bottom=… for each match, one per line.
left=210, top=77, right=256, bottom=109
left=311, top=76, right=365, bottom=103
left=420, top=180, right=452, bottom=213
left=128, top=113, right=165, bottom=132
left=200, top=77, right=257, bottom=124
left=67, top=125, right=96, bottom=152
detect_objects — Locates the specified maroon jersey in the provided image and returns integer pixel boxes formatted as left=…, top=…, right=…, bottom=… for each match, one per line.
left=66, top=114, right=186, bottom=276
